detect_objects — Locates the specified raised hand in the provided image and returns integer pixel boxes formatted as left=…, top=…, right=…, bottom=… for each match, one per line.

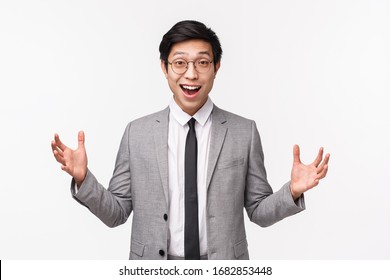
left=290, top=145, right=330, bottom=200
left=51, top=131, right=88, bottom=186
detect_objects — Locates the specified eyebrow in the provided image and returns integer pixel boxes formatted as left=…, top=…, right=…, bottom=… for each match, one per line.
left=172, top=51, right=212, bottom=57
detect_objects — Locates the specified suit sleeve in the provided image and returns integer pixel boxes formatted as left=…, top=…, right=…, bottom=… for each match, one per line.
left=70, top=123, right=133, bottom=228
left=245, top=121, right=305, bottom=227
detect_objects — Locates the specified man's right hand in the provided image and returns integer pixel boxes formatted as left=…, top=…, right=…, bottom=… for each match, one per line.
left=51, top=131, right=88, bottom=187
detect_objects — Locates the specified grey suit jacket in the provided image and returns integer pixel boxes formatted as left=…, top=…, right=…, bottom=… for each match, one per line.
left=71, top=105, right=305, bottom=260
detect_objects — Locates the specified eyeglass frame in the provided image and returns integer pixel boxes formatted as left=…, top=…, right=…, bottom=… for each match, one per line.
left=167, top=58, right=214, bottom=75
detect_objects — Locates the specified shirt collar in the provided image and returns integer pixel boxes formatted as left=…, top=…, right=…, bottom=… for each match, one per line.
left=169, top=97, right=213, bottom=127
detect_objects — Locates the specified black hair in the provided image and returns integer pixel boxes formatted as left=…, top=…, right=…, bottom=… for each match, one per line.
left=159, top=20, right=223, bottom=70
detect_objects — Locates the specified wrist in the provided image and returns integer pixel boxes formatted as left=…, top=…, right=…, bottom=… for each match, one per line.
left=75, top=170, right=87, bottom=187
left=290, top=182, right=301, bottom=200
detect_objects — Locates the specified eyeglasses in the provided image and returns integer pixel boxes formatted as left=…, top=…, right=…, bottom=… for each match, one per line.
left=167, top=58, right=214, bottom=75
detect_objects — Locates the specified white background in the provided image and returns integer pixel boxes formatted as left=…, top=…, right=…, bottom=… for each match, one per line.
left=0, top=0, right=389, bottom=259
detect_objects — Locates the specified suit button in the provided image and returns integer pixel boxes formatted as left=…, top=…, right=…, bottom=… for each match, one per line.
left=159, top=250, right=165, bottom=256
left=163, top=214, right=168, bottom=221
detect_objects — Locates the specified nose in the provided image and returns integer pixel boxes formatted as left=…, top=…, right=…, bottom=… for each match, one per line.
left=184, top=62, right=198, bottom=80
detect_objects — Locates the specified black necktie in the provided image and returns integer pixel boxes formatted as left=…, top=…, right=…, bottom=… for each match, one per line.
left=184, top=118, right=200, bottom=260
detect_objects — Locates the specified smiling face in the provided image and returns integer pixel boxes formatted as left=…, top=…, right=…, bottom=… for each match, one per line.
left=161, top=39, right=220, bottom=116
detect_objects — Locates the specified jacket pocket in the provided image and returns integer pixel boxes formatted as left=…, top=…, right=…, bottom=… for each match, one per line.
left=217, top=157, right=244, bottom=170
left=131, top=239, right=145, bottom=257
left=233, top=239, right=248, bottom=259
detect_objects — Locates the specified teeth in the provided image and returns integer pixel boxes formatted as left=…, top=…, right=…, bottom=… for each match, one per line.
left=182, top=85, right=200, bottom=90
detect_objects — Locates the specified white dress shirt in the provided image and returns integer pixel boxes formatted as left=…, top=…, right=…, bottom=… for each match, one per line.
left=167, top=97, right=213, bottom=257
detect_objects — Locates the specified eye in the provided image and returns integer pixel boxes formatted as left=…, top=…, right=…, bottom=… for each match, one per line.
left=173, top=60, right=187, bottom=67
left=197, top=59, right=210, bottom=67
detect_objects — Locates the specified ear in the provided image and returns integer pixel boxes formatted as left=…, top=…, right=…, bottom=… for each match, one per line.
left=161, top=60, right=168, bottom=78
left=214, top=61, right=221, bottom=78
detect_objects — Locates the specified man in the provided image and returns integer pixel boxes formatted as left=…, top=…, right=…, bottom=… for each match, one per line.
left=51, top=20, right=330, bottom=260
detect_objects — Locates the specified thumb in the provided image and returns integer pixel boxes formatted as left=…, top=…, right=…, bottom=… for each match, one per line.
left=293, top=144, right=301, bottom=164
left=78, top=130, right=85, bottom=148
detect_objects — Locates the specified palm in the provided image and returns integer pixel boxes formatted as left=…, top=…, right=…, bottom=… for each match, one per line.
left=62, top=144, right=87, bottom=180
left=291, top=161, right=318, bottom=193
left=290, top=145, right=330, bottom=199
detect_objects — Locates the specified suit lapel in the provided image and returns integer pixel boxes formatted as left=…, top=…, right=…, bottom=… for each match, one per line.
left=153, top=107, right=170, bottom=207
left=206, top=105, right=227, bottom=189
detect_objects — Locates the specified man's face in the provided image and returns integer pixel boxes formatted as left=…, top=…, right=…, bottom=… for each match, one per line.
left=161, top=39, right=220, bottom=116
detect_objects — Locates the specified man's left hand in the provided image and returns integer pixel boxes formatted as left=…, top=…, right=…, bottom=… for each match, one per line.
left=290, top=145, right=330, bottom=200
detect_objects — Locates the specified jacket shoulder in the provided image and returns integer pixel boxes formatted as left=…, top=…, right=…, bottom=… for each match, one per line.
left=127, top=107, right=169, bottom=127
left=213, top=106, right=255, bottom=126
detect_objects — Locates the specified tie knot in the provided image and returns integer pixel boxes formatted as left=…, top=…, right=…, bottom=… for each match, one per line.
left=188, top=118, right=196, bottom=131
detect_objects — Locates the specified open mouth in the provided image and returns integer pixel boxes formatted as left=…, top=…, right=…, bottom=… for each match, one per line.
left=180, top=84, right=201, bottom=96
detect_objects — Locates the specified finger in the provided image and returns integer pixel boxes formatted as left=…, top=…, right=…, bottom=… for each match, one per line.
left=317, top=165, right=328, bottom=180
left=312, top=147, right=324, bottom=167
left=316, top=164, right=324, bottom=175
left=78, top=131, right=85, bottom=148
left=54, top=133, right=68, bottom=152
left=317, top=153, right=330, bottom=172
left=53, top=150, right=66, bottom=165
left=293, top=144, right=301, bottom=164
left=324, top=153, right=330, bottom=165
left=51, top=140, right=64, bottom=157
left=51, top=140, right=58, bottom=153
left=307, top=178, right=320, bottom=190
left=61, top=165, right=70, bottom=173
